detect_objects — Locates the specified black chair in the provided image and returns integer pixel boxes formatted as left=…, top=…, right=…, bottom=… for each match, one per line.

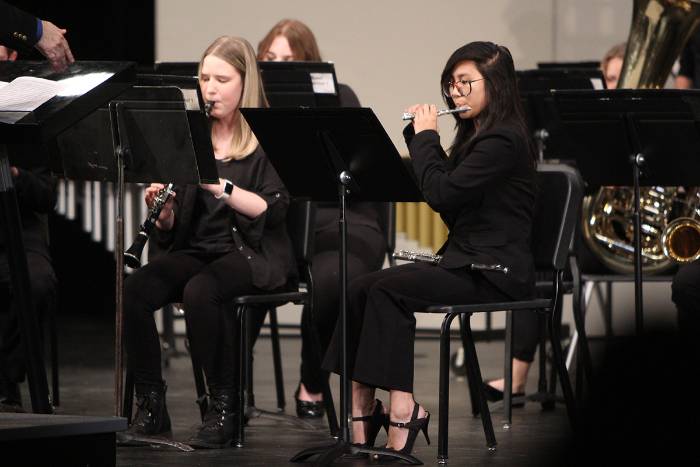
left=420, top=163, right=586, bottom=462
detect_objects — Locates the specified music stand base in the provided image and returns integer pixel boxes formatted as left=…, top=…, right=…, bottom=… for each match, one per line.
left=290, top=439, right=423, bottom=466
left=246, top=406, right=318, bottom=430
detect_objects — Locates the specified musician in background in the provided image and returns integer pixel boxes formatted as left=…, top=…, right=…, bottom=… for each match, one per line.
left=601, top=42, right=626, bottom=90
left=0, top=45, right=58, bottom=411
left=257, top=19, right=387, bottom=420
left=121, top=36, right=296, bottom=449
left=324, top=42, right=536, bottom=459
left=675, top=28, right=700, bottom=89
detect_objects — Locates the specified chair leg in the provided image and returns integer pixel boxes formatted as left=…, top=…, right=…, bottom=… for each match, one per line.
left=123, top=369, right=134, bottom=423
left=49, top=305, right=59, bottom=407
left=438, top=314, right=455, bottom=463
left=571, top=281, right=594, bottom=398
left=503, top=310, right=513, bottom=427
left=548, top=305, right=578, bottom=433
left=185, top=315, right=207, bottom=421
left=458, top=313, right=480, bottom=417
left=460, top=315, right=497, bottom=450
left=236, top=305, right=246, bottom=448
left=268, top=308, right=286, bottom=412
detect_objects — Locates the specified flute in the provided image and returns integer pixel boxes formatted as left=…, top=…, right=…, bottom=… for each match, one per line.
left=402, top=105, right=471, bottom=121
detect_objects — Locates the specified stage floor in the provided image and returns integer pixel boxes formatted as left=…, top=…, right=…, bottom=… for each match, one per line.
left=27, top=314, right=574, bottom=466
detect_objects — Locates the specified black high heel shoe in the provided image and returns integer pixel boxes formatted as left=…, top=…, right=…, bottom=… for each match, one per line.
left=351, top=399, right=389, bottom=449
left=374, top=402, right=430, bottom=464
left=294, top=385, right=325, bottom=419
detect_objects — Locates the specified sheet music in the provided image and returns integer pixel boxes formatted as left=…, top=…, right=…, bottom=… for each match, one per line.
left=0, top=76, right=61, bottom=112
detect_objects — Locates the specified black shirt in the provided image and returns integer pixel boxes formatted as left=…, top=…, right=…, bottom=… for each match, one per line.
left=187, top=160, right=236, bottom=253
left=679, top=29, right=700, bottom=86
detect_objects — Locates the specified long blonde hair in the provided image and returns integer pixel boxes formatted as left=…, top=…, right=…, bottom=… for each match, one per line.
left=199, top=36, right=269, bottom=160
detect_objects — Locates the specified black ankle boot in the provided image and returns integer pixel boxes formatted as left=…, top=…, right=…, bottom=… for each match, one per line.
left=188, top=388, right=237, bottom=449
left=0, top=374, right=23, bottom=413
left=125, top=383, right=172, bottom=438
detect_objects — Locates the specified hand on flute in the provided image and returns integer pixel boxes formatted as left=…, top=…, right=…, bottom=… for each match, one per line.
left=405, top=104, right=438, bottom=134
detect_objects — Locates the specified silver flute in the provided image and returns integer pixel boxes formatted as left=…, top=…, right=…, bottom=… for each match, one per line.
left=204, top=101, right=214, bottom=116
left=402, top=105, right=471, bottom=121
left=393, top=249, right=509, bottom=274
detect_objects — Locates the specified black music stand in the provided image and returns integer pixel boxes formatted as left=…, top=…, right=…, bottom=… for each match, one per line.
left=241, top=107, right=422, bottom=465
left=55, top=78, right=218, bottom=421
left=551, top=88, right=700, bottom=334
left=258, top=61, right=340, bottom=108
left=0, top=60, right=135, bottom=414
left=517, top=68, right=604, bottom=161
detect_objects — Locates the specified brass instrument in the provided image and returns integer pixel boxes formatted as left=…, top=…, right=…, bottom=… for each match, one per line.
left=582, top=0, right=700, bottom=273
left=401, top=106, right=471, bottom=121
left=123, top=183, right=175, bottom=268
left=661, top=188, right=700, bottom=262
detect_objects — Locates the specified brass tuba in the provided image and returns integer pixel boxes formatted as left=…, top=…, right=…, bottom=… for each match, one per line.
left=582, top=0, right=700, bottom=274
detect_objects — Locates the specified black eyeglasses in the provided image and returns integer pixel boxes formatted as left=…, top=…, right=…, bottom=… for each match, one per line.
left=442, top=78, right=485, bottom=98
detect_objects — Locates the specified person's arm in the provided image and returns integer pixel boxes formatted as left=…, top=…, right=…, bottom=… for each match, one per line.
left=676, top=75, right=694, bottom=89
left=677, top=39, right=695, bottom=89
left=0, top=1, right=73, bottom=70
left=201, top=179, right=268, bottom=219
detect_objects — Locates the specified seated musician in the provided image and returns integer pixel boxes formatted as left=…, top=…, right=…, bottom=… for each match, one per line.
left=323, top=41, right=537, bottom=460
left=0, top=45, right=58, bottom=413
left=122, top=36, right=296, bottom=449
left=257, top=19, right=388, bottom=420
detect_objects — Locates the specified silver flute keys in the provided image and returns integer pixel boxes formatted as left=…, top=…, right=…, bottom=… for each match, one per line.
left=393, top=249, right=509, bottom=274
left=401, top=106, right=471, bottom=121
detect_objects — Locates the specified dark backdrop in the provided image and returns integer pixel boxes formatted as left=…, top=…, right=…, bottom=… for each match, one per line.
left=7, top=0, right=154, bottom=65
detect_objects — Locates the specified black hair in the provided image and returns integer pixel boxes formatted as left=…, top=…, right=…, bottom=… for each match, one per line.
left=441, top=41, right=535, bottom=162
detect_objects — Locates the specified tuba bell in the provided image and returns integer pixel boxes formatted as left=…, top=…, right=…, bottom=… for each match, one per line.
left=582, top=0, right=700, bottom=274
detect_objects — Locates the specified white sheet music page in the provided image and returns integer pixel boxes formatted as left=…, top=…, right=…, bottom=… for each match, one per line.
left=0, top=76, right=60, bottom=112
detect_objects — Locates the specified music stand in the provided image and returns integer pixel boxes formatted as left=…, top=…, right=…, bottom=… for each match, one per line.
left=55, top=76, right=218, bottom=420
left=550, top=88, right=700, bottom=334
left=0, top=60, right=135, bottom=414
left=258, top=61, right=340, bottom=108
left=242, top=107, right=422, bottom=465
left=517, top=68, right=605, bottom=161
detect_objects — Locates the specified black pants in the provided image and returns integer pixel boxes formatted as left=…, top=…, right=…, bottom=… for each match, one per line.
left=0, top=252, right=57, bottom=383
left=124, top=249, right=254, bottom=391
left=672, top=259, right=700, bottom=338
left=323, top=262, right=510, bottom=393
left=300, top=227, right=385, bottom=394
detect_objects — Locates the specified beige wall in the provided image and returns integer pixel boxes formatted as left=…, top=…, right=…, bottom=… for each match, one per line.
left=156, top=0, right=632, bottom=150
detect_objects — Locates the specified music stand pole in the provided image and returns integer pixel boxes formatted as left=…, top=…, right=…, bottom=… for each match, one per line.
left=631, top=153, right=645, bottom=335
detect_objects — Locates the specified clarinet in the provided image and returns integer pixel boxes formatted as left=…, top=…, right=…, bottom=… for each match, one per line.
left=123, top=183, right=175, bottom=269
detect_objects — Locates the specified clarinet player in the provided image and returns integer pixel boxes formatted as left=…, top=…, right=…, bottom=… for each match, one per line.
left=323, top=41, right=537, bottom=462
left=120, top=36, right=296, bottom=449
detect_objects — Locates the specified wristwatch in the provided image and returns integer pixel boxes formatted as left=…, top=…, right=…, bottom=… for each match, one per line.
left=215, top=179, right=234, bottom=199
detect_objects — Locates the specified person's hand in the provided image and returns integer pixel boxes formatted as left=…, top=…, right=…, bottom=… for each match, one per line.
left=35, top=20, right=74, bottom=71
left=145, top=183, right=175, bottom=225
left=10, top=166, right=19, bottom=178
left=406, top=104, right=438, bottom=134
left=200, top=178, right=225, bottom=198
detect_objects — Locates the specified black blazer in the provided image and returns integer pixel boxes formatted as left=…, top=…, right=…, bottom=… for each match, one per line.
left=150, top=146, right=297, bottom=291
left=0, top=1, right=40, bottom=50
left=405, top=123, right=536, bottom=300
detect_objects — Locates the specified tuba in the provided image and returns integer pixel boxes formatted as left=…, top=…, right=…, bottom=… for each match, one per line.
left=582, top=0, right=700, bottom=274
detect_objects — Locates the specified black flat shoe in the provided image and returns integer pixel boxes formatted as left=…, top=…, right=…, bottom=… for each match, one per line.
left=482, top=381, right=525, bottom=407
left=373, top=402, right=430, bottom=464
left=294, top=385, right=324, bottom=419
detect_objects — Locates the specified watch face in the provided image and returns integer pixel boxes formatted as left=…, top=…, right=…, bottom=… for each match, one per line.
left=224, top=180, right=234, bottom=196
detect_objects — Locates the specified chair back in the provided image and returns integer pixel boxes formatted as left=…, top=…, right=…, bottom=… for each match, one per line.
left=286, top=198, right=316, bottom=270
left=532, top=164, right=584, bottom=272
